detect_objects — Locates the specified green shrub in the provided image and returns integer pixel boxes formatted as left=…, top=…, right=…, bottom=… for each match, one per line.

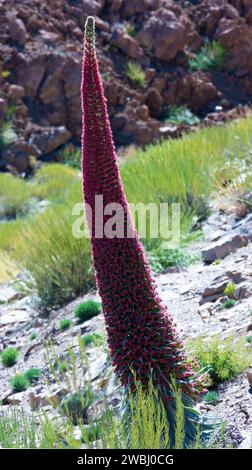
left=75, top=300, right=101, bottom=323
left=101, top=72, right=111, bottom=82
left=58, top=360, right=69, bottom=374
left=59, top=319, right=72, bottom=331
left=81, top=423, right=101, bottom=443
left=224, top=283, right=236, bottom=299
left=30, top=332, right=37, bottom=341
left=11, top=373, right=29, bottom=392
left=33, top=163, right=80, bottom=204
left=25, top=368, right=42, bottom=383
left=60, top=146, right=81, bottom=170
left=14, top=206, right=95, bottom=310
left=1, top=347, right=18, bottom=367
left=121, top=119, right=244, bottom=244
left=203, top=391, right=219, bottom=405
left=148, top=247, right=201, bottom=272
left=246, top=336, right=252, bottom=344
left=163, top=106, right=200, bottom=126
left=60, top=391, right=91, bottom=425
left=189, top=40, right=225, bottom=71
left=0, top=173, right=36, bottom=219
left=189, top=335, right=252, bottom=386
left=124, top=23, right=136, bottom=37
left=82, top=333, right=103, bottom=347
left=125, top=62, right=146, bottom=87
left=222, top=299, right=235, bottom=309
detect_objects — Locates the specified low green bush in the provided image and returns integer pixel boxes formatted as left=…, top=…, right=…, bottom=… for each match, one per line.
left=60, top=146, right=81, bottom=170
left=124, top=23, right=136, bottom=37
left=60, top=391, right=91, bottom=425
left=75, top=300, right=101, bottom=323
left=148, top=247, right=201, bottom=272
left=82, top=333, right=103, bottom=347
left=33, top=163, right=79, bottom=204
left=0, top=173, right=36, bottom=219
left=14, top=206, right=95, bottom=310
left=189, top=40, right=225, bottom=71
left=224, top=283, right=236, bottom=299
left=1, top=347, right=18, bottom=367
left=189, top=335, right=252, bottom=386
left=222, top=299, right=235, bottom=309
left=25, top=368, right=42, bottom=383
left=59, top=319, right=72, bottom=331
left=125, top=62, right=146, bottom=87
left=11, top=373, right=29, bottom=392
left=30, top=332, right=37, bottom=341
left=203, top=391, right=219, bottom=405
left=163, top=106, right=200, bottom=126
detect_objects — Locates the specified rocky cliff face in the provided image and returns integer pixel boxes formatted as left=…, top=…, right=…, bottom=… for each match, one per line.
left=1, top=0, right=252, bottom=173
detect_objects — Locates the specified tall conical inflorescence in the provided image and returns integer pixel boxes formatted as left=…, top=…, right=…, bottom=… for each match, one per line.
left=81, top=17, right=208, bottom=444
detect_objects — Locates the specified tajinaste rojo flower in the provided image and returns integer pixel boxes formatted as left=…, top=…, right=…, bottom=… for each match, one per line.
left=81, top=16, right=211, bottom=445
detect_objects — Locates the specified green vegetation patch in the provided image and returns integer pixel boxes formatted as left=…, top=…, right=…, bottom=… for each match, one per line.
left=189, top=335, right=252, bottom=386
left=189, top=40, right=225, bottom=71
left=125, top=62, right=146, bottom=87
left=59, top=319, right=72, bottom=331
left=75, top=300, right=101, bottom=323
left=1, top=347, right=19, bottom=368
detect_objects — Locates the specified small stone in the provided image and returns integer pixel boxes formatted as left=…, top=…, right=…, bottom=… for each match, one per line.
left=0, top=309, right=31, bottom=325
left=246, top=368, right=252, bottom=387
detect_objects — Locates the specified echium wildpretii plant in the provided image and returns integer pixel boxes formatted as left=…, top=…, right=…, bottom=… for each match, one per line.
left=81, top=17, right=211, bottom=446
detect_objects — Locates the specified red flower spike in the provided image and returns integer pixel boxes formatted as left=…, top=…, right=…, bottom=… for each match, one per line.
left=81, top=17, right=209, bottom=445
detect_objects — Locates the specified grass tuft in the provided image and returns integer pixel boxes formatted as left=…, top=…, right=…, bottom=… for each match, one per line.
left=224, top=283, right=236, bottom=299
left=189, top=40, right=225, bottom=71
left=59, top=319, right=72, bottom=331
left=125, top=62, right=146, bottom=87
left=74, top=300, right=101, bottom=323
left=1, top=347, right=18, bottom=368
left=222, top=299, right=235, bottom=309
left=25, top=367, right=42, bottom=383
left=11, top=373, right=29, bottom=392
left=82, top=333, right=103, bottom=347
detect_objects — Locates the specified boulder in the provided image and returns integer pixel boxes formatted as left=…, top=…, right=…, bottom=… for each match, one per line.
left=137, top=8, right=186, bottom=62
left=1, top=140, right=41, bottom=173
left=7, top=84, right=25, bottom=101
left=16, top=55, right=48, bottom=98
left=133, top=120, right=154, bottom=145
left=110, top=29, right=143, bottom=59
left=215, top=18, right=252, bottom=75
left=244, top=0, right=252, bottom=24
left=82, top=0, right=106, bottom=16
left=108, top=0, right=123, bottom=14
left=146, top=87, right=163, bottom=118
left=200, top=271, right=246, bottom=305
left=187, top=73, right=219, bottom=111
left=122, top=0, right=146, bottom=17
left=7, top=15, right=27, bottom=46
left=202, top=233, right=248, bottom=262
left=29, top=126, right=71, bottom=156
